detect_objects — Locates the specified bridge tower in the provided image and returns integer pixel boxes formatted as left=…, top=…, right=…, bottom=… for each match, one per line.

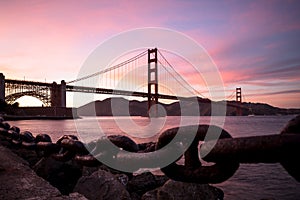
left=0, top=73, right=5, bottom=103
left=148, top=48, right=158, bottom=116
left=236, top=87, right=242, bottom=116
left=51, top=80, right=66, bottom=107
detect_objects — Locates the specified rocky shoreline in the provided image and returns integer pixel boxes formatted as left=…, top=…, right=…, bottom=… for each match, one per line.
left=0, top=118, right=224, bottom=200
left=0, top=142, right=86, bottom=200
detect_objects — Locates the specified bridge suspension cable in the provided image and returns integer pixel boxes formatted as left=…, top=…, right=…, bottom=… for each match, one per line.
left=66, top=48, right=206, bottom=99
left=67, top=50, right=148, bottom=84
left=157, top=50, right=205, bottom=98
left=226, top=91, right=236, bottom=100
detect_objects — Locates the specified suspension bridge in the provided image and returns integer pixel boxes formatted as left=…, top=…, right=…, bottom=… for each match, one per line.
left=0, top=48, right=240, bottom=114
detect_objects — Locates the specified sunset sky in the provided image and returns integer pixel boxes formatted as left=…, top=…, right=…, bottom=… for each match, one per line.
left=1, top=0, right=300, bottom=108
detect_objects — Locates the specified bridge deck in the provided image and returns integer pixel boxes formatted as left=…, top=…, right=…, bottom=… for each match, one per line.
left=4, top=78, right=197, bottom=102
left=5, top=79, right=52, bottom=87
left=66, top=85, right=182, bottom=100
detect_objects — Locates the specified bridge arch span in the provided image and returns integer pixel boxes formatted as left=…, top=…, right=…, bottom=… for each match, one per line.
left=5, top=91, right=51, bottom=107
left=1, top=74, right=66, bottom=107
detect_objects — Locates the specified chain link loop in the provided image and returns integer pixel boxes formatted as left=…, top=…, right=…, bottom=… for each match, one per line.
left=156, top=125, right=240, bottom=183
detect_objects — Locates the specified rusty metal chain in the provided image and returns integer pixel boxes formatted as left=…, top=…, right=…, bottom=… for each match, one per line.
left=0, top=115, right=299, bottom=184
left=156, top=115, right=300, bottom=183
left=156, top=125, right=240, bottom=184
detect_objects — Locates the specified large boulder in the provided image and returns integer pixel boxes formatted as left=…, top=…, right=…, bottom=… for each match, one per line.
left=142, top=180, right=224, bottom=200
left=138, top=142, right=156, bottom=152
left=0, top=143, right=87, bottom=200
left=74, top=169, right=131, bottom=200
left=127, top=172, right=168, bottom=196
left=12, top=147, right=40, bottom=167
left=280, top=115, right=300, bottom=182
left=33, top=157, right=82, bottom=195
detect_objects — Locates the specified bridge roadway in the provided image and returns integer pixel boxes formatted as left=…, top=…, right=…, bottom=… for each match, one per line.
left=5, top=78, right=188, bottom=101
left=5, top=79, right=52, bottom=87
left=66, top=85, right=182, bottom=100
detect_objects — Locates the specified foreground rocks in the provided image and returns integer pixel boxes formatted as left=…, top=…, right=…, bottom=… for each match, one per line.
left=74, top=169, right=131, bottom=200
left=73, top=169, right=223, bottom=200
left=33, top=157, right=82, bottom=195
left=126, top=172, right=169, bottom=199
left=0, top=144, right=87, bottom=200
left=142, top=180, right=224, bottom=200
left=0, top=139, right=224, bottom=200
left=0, top=117, right=224, bottom=200
left=1, top=147, right=225, bottom=200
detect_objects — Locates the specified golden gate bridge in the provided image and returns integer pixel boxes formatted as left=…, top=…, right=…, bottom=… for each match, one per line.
left=0, top=48, right=240, bottom=114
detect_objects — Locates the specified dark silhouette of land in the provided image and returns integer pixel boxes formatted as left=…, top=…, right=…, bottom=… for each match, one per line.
left=77, top=97, right=300, bottom=116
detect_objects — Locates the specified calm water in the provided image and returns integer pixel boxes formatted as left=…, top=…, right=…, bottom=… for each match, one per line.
left=8, top=115, right=300, bottom=199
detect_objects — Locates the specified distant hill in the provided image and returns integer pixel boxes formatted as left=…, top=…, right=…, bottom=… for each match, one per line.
left=77, top=97, right=300, bottom=116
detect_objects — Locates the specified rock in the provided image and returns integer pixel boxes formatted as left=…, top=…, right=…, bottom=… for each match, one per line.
left=74, top=169, right=131, bottom=200
left=0, top=127, right=7, bottom=136
left=127, top=172, right=168, bottom=196
left=82, top=166, right=129, bottom=185
left=146, top=180, right=224, bottom=200
left=281, top=115, right=300, bottom=134
left=0, top=122, right=10, bottom=130
left=0, top=144, right=62, bottom=199
left=9, top=126, right=20, bottom=133
left=12, top=147, right=40, bottom=167
left=33, top=157, right=82, bottom=195
left=0, top=142, right=86, bottom=200
left=130, top=192, right=141, bottom=200
left=35, top=133, right=52, bottom=143
left=138, top=142, right=156, bottom=152
left=82, top=166, right=99, bottom=177
left=8, top=129, right=19, bottom=140
left=20, top=131, right=35, bottom=142
left=98, top=164, right=133, bottom=179
left=280, top=115, right=300, bottom=182
left=108, top=135, right=139, bottom=152
left=67, top=192, right=89, bottom=200
left=155, top=175, right=169, bottom=186
left=115, top=173, right=129, bottom=186
left=141, top=189, right=158, bottom=200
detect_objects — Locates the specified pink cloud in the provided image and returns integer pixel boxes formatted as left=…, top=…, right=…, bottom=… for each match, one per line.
left=1, top=0, right=300, bottom=108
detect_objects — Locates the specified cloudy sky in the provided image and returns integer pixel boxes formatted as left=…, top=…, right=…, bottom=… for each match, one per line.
left=1, top=0, right=300, bottom=108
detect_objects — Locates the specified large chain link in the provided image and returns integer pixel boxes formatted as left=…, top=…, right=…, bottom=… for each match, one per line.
left=156, top=125, right=240, bottom=184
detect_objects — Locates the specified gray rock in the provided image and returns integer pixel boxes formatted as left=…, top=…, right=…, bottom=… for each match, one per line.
left=138, top=142, right=156, bottom=152
left=12, top=147, right=40, bottom=167
left=74, top=169, right=131, bottom=200
left=0, top=144, right=61, bottom=199
left=115, top=173, right=129, bottom=186
left=129, top=192, right=141, bottom=200
left=142, top=180, right=224, bottom=200
left=81, top=166, right=99, bottom=177
left=280, top=115, right=300, bottom=182
left=126, top=172, right=168, bottom=196
left=0, top=122, right=10, bottom=130
left=281, top=115, right=300, bottom=134
left=33, top=157, right=82, bottom=195
left=141, top=189, right=158, bottom=200
left=66, top=192, right=89, bottom=200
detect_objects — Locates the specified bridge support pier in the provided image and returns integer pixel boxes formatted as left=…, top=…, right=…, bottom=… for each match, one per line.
left=0, top=73, right=5, bottom=103
left=51, top=80, right=66, bottom=107
left=148, top=48, right=158, bottom=117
